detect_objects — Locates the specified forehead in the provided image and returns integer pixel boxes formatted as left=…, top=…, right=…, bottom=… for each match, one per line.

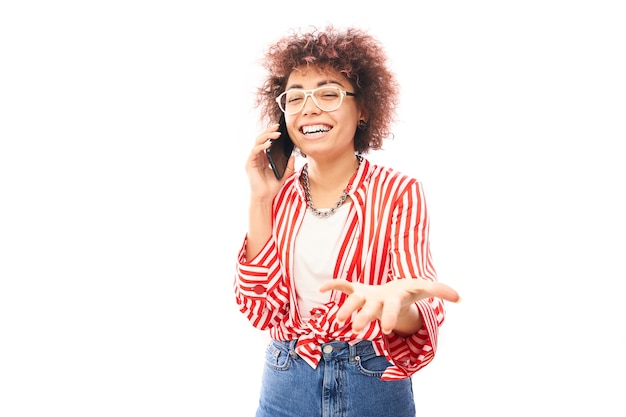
left=286, top=65, right=351, bottom=87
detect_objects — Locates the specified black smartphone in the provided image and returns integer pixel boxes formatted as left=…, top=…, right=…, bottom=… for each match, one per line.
left=265, top=114, right=294, bottom=179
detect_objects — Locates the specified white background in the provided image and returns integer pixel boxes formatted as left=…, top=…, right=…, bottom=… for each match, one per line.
left=1, top=1, right=625, bottom=416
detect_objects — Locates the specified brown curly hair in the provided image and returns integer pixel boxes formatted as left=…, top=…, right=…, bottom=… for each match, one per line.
left=255, top=25, right=399, bottom=154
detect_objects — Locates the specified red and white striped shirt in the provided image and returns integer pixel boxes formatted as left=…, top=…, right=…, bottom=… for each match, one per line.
left=235, top=158, right=446, bottom=381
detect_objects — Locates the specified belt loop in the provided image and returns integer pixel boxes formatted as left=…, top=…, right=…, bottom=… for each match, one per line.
left=289, top=339, right=298, bottom=350
left=288, top=339, right=298, bottom=358
left=349, top=342, right=358, bottom=361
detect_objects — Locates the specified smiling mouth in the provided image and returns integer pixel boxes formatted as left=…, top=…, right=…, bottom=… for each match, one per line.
left=301, top=124, right=332, bottom=135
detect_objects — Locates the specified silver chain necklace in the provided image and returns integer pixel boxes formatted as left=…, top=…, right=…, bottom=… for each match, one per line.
left=301, top=155, right=363, bottom=218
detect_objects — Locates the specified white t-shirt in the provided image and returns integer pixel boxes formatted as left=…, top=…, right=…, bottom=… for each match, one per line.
left=293, top=203, right=350, bottom=319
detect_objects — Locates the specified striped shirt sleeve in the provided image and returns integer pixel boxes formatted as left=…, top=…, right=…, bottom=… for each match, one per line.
left=381, top=178, right=446, bottom=378
left=234, top=235, right=289, bottom=330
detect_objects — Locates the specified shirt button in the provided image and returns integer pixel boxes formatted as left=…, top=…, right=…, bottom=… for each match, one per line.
left=322, top=345, right=333, bottom=354
left=253, top=285, right=264, bottom=294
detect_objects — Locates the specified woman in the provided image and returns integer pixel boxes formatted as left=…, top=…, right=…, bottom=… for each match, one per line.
left=235, top=25, right=460, bottom=417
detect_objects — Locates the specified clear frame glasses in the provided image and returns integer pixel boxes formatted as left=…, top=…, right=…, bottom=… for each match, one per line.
left=276, top=86, right=356, bottom=114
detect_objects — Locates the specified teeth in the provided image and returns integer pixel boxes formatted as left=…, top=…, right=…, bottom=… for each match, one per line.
left=302, top=125, right=330, bottom=134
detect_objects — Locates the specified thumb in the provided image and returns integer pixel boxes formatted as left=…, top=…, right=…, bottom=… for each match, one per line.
left=319, top=279, right=354, bottom=294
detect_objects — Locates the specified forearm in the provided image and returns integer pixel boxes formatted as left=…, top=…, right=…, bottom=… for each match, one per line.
left=246, top=198, right=274, bottom=260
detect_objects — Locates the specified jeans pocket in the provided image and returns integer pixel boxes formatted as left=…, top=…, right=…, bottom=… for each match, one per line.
left=354, top=352, right=392, bottom=378
left=264, top=341, right=294, bottom=371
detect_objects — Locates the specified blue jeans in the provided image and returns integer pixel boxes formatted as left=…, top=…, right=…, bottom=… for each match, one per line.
left=256, top=339, right=415, bottom=417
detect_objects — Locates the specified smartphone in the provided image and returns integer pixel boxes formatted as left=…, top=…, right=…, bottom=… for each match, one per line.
left=265, top=114, right=294, bottom=179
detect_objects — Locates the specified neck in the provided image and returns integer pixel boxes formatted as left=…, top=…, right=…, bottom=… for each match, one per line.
left=301, top=154, right=362, bottom=214
left=305, top=154, right=361, bottom=191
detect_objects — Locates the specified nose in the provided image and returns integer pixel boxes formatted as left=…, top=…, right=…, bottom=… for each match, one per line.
left=301, top=93, right=321, bottom=115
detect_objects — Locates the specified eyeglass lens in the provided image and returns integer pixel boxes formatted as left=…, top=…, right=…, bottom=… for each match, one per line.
left=280, top=87, right=344, bottom=114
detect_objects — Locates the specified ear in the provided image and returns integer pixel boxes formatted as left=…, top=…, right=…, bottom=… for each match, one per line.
left=358, top=107, right=368, bottom=123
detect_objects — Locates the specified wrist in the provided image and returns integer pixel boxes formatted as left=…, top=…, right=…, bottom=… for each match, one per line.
left=392, top=303, right=422, bottom=338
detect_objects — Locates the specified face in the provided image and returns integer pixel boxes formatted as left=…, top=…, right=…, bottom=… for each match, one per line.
left=283, top=66, right=363, bottom=161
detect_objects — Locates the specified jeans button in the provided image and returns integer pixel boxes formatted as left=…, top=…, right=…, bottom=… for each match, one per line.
left=322, top=345, right=333, bottom=354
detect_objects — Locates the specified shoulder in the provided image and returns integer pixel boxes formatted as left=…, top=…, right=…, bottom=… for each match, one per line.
left=363, top=160, right=421, bottom=190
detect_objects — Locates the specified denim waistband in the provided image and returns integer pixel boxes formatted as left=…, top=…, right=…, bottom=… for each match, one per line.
left=272, top=339, right=376, bottom=361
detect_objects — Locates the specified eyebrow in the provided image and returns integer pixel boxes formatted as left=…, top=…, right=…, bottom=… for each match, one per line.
left=286, top=80, right=345, bottom=90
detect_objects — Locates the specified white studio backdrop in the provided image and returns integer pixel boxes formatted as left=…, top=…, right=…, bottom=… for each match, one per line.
left=1, top=1, right=625, bottom=416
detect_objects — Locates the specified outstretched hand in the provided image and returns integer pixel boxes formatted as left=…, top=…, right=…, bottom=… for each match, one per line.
left=319, top=279, right=460, bottom=335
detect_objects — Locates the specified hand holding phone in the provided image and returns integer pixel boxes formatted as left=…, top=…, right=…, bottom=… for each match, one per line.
left=265, top=114, right=294, bottom=179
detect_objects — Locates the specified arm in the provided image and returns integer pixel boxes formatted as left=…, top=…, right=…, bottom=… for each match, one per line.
left=244, top=123, right=295, bottom=260
left=246, top=197, right=274, bottom=260
left=235, top=124, right=296, bottom=328
left=234, top=236, right=287, bottom=329
left=320, top=179, right=459, bottom=376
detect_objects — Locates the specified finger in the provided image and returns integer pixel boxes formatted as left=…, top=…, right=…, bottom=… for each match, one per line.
left=351, top=299, right=383, bottom=333
left=403, top=280, right=461, bottom=304
left=426, top=282, right=461, bottom=303
left=334, top=292, right=366, bottom=325
left=379, top=297, right=401, bottom=335
left=246, top=143, right=274, bottom=170
left=254, top=124, right=281, bottom=145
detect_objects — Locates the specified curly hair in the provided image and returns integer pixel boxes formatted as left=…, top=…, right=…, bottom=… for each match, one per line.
left=255, top=25, right=400, bottom=154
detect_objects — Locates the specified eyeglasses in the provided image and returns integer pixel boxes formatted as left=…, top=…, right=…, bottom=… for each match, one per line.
left=276, top=86, right=356, bottom=114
